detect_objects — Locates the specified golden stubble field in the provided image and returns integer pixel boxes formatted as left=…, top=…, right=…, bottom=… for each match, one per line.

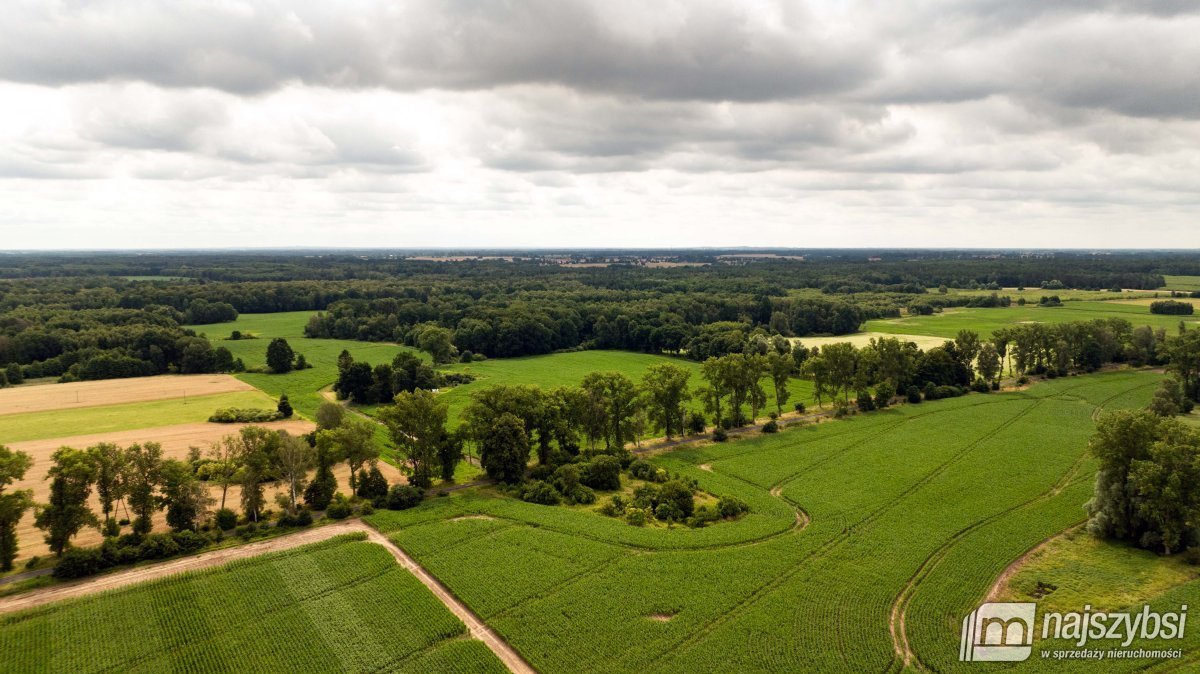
left=0, top=374, right=254, bottom=416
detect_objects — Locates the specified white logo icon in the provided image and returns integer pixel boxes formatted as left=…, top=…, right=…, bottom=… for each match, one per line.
left=960, top=602, right=1036, bottom=662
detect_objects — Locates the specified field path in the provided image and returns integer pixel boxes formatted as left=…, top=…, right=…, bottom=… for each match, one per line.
left=0, top=519, right=536, bottom=674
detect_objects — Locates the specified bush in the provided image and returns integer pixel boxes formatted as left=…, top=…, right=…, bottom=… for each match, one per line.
left=53, top=548, right=105, bottom=579
left=172, top=529, right=209, bottom=552
left=687, top=411, right=707, bottom=435
left=214, top=508, right=238, bottom=531
left=713, top=427, right=729, bottom=442
left=580, top=455, right=622, bottom=491
left=598, top=495, right=627, bottom=517
left=761, top=420, right=779, bottom=433
left=718, top=496, right=750, bottom=518
left=277, top=509, right=314, bottom=528
left=137, top=533, right=181, bottom=560
left=624, top=507, right=649, bottom=527
left=629, top=459, right=667, bottom=482
left=208, top=408, right=282, bottom=423
left=688, top=505, right=721, bottom=528
left=970, top=379, right=991, bottom=393
left=1184, top=546, right=1200, bottom=566
left=1150, top=300, right=1195, bottom=315
left=519, top=480, right=561, bottom=505
left=326, top=493, right=353, bottom=520
left=874, top=381, right=896, bottom=409
left=277, top=394, right=293, bottom=418
left=386, top=484, right=425, bottom=510
left=793, top=402, right=806, bottom=413
left=658, top=480, right=695, bottom=518
left=565, top=484, right=596, bottom=505
left=906, top=385, right=922, bottom=404
left=655, top=502, right=683, bottom=523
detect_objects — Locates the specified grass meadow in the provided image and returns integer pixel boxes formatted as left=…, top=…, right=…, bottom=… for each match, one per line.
left=864, top=300, right=1198, bottom=340
left=1164, top=275, right=1200, bottom=291
left=366, top=370, right=1193, bottom=673
left=0, top=535, right=506, bottom=674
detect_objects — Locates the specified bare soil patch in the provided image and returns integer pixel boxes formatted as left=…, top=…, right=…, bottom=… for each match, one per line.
left=0, top=374, right=253, bottom=416
left=450, top=515, right=497, bottom=522
left=648, top=613, right=677, bottom=622
left=698, top=463, right=712, bottom=472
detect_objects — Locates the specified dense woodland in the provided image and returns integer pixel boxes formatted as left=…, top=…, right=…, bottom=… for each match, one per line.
left=0, top=249, right=1192, bottom=378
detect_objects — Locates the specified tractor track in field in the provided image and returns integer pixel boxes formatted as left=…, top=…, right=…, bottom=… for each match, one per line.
left=885, top=378, right=1159, bottom=672
left=0, top=519, right=536, bottom=674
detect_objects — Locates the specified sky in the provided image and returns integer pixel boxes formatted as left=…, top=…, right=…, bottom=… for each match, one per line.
left=1, top=1, right=1198, bottom=250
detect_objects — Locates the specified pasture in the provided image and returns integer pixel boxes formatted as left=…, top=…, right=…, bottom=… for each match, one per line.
left=368, top=370, right=1188, bottom=672
left=0, top=535, right=506, bottom=674
left=186, top=312, right=425, bottom=420
left=1164, top=275, right=1200, bottom=291
left=864, top=301, right=1197, bottom=339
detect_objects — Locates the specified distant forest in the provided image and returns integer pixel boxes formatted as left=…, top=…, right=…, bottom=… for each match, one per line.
left=0, top=249, right=1192, bottom=380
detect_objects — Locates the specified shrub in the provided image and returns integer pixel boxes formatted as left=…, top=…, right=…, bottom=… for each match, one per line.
left=565, top=485, right=597, bottom=505
left=629, top=459, right=665, bottom=482
left=1184, top=547, right=1200, bottom=566
left=580, top=455, right=622, bottom=491
left=1150, top=300, right=1195, bottom=315
left=688, top=505, right=721, bottom=528
left=385, top=484, right=425, bottom=510
left=713, top=427, right=729, bottom=442
left=326, top=493, right=353, bottom=520
left=172, top=530, right=208, bottom=552
left=970, top=379, right=991, bottom=393
left=761, top=420, right=779, bottom=433
left=655, top=502, right=683, bottom=523
left=874, top=381, right=896, bottom=409
left=208, top=408, right=282, bottom=423
left=794, top=402, right=806, bottom=413
left=520, top=480, right=561, bottom=505
left=687, top=411, right=708, bottom=435
left=905, top=385, right=922, bottom=404
left=718, top=496, right=750, bottom=518
left=598, top=495, right=627, bottom=517
left=277, top=394, right=293, bottom=418
left=624, top=507, right=649, bottom=527
left=277, top=510, right=314, bottom=528
left=658, top=480, right=695, bottom=518
left=53, top=548, right=105, bottom=579
left=137, top=533, right=181, bottom=560
left=214, top=508, right=238, bottom=531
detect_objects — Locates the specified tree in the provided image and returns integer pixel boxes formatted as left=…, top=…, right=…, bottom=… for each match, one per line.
left=35, top=447, right=97, bottom=556
left=123, top=442, right=164, bottom=535
left=437, top=431, right=464, bottom=483
left=355, top=463, right=389, bottom=502
left=766, top=352, right=793, bottom=416
left=0, top=445, right=34, bottom=570
left=335, top=362, right=374, bottom=402
left=6, top=363, right=24, bottom=385
left=641, top=364, right=691, bottom=440
left=580, top=372, right=640, bottom=450
left=315, top=400, right=346, bottom=430
left=322, top=416, right=378, bottom=490
left=208, top=434, right=243, bottom=511
left=417, top=326, right=457, bottom=364
left=276, top=394, right=293, bottom=418
left=274, top=434, right=314, bottom=515
left=1166, top=330, right=1200, bottom=403
left=481, top=413, right=529, bottom=484
left=977, top=343, right=1001, bottom=386
left=266, top=338, right=295, bottom=374
left=161, top=459, right=210, bottom=532
left=337, top=349, right=354, bottom=374
left=87, top=442, right=126, bottom=536
left=1150, top=378, right=1194, bottom=417
left=380, top=389, right=450, bottom=489
left=235, top=426, right=282, bottom=522
left=304, top=435, right=338, bottom=511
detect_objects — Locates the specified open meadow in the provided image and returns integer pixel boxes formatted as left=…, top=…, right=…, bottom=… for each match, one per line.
left=0, top=535, right=506, bottom=673
left=864, top=301, right=1198, bottom=340
left=366, top=370, right=1188, bottom=673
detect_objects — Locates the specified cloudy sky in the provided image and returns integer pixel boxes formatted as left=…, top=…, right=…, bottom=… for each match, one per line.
left=1, top=1, right=1198, bottom=249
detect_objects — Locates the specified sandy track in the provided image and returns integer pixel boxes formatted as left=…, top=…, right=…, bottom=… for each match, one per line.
left=0, top=519, right=535, bottom=674
left=4, top=419, right=413, bottom=562
left=0, top=374, right=253, bottom=416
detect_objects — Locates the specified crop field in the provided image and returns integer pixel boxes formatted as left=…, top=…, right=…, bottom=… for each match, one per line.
left=864, top=301, right=1198, bottom=339
left=366, top=370, right=1187, bottom=673
left=0, top=535, right=506, bottom=673
left=0, top=390, right=278, bottom=443
left=186, top=312, right=426, bottom=420
left=791, top=331, right=948, bottom=351
left=436, top=350, right=818, bottom=430
left=0, top=374, right=254, bottom=416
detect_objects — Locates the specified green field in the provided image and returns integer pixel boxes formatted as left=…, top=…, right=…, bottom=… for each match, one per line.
left=435, top=350, right=818, bottom=431
left=0, top=390, right=275, bottom=443
left=1164, top=275, right=1200, bottom=291
left=864, top=301, right=1198, bottom=340
left=186, top=312, right=425, bottom=420
left=366, top=370, right=1192, bottom=672
left=0, top=534, right=506, bottom=674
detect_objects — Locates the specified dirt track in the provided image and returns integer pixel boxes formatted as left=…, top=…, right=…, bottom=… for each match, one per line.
left=0, top=374, right=254, bottom=416
left=0, top=519, right=535, bottom=674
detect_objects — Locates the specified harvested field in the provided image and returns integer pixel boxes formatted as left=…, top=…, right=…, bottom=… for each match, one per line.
left=0, top=374, right=253, bottom=416
left=5, top=419, right=406, bottom=561
left=790, top=331, right=948, bottom=351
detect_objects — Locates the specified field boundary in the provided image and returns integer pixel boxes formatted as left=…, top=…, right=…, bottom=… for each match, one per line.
left=0, top=519, right=536, bottom=674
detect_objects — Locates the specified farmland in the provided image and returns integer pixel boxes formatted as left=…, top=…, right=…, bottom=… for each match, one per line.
left=0, top=534, right=506, bottom=673
left=367, top=370, right=1182, bottom=672
left=1164, top=275, right=1200, bottom=291
left=185, top=311, right=426, bottom=419
left=863, top=301, right=1198, bottom=340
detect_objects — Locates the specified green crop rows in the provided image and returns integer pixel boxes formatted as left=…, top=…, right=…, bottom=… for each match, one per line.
left=368, top=370, right=1185, bottom=673
left=0, top=534, right=505, bottom=674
